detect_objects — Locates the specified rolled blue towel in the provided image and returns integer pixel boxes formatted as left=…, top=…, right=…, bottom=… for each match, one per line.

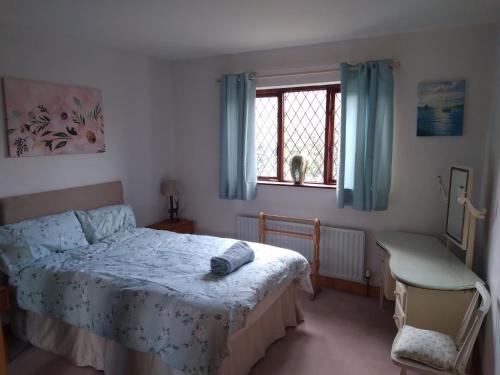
left=210, top=241, right=255, bottom=276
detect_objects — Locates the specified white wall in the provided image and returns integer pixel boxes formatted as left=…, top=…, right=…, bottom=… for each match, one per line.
left=0, top=36, right=176, bottom=226
left=172, top=24, right=496, bottom=284
left=0, top=20, right=497, bottom=372
left=2, top=24, right=493, bottom=289
left=477, top=22, right=500, bottom=375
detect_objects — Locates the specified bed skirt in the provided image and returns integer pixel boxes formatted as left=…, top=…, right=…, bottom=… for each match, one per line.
left=12, top=282, right=303, bottom=375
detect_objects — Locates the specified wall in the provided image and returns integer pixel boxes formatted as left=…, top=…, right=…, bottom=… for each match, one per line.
left=0, top=35, right=176, bottom=226
left=477, top=22, right=500, bottom=375
left=172, top=24, right=496, bottom=284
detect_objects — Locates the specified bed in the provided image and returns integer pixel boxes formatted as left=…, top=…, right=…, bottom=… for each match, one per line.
left=0, top=181, right=312, bottom=375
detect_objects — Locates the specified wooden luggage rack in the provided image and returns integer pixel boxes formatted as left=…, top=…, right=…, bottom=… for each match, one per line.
left=258, top=212, right=321, bottom=299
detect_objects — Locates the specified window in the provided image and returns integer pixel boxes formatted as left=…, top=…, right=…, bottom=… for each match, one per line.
left=255, top=84, right=341, bottom=186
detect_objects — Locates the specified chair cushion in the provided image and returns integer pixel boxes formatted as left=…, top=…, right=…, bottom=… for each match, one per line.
left=392, top=325, right=458, bottom=371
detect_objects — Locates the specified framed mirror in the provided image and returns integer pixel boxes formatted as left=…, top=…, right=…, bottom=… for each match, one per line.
left=445, top=166, right=473, bottom=249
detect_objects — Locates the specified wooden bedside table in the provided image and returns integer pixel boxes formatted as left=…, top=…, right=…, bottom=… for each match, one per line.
left=148, top=219, right=194, bottom=234
left=0, top=286, right=9, bottom=375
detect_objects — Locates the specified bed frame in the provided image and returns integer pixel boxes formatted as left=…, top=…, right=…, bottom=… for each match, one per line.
left=1, top=182, right=303, bottom=375
left=0, top=181, right=123, bottom=370
left=0, top=181, right=123, bottom=225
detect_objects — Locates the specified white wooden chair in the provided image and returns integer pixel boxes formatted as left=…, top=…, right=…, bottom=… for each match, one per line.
left=391, top=282, right=491, bottom=375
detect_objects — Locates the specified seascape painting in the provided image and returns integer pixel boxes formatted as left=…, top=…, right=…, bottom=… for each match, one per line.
left=3, top=77, right=105, bottom=157
left=417, top=79, right=465, bottom=136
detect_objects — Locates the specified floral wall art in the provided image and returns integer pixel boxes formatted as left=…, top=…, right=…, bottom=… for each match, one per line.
left=3, top=77, right=105, bottom=157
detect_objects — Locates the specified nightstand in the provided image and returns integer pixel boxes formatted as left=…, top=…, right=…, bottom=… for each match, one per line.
left=148, top=219, right=195, bottom=234
left=0, top=286, right=9, bottom=375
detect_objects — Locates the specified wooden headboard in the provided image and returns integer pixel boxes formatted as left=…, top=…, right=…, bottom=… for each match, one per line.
left=0, top=181, right=124, bottom=225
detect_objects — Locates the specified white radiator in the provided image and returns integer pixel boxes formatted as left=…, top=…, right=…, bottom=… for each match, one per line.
left=236, top=216, right=365, bottom=283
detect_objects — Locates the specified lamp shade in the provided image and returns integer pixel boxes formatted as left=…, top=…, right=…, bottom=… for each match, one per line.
left=161, top=180, right=177, bottom=196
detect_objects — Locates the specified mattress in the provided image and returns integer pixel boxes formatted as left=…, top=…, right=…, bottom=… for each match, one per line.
left=11, top=228, right=312, bottom=374
left=13, top=282, right=302, bottom=375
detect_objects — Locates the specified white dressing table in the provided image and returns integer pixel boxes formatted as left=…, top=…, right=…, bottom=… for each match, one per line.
left=377, top=231, right=483, bottom=336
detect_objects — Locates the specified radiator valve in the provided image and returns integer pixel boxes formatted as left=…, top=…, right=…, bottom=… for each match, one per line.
left=364, top=269, right=372, bottom=280
left=364, top=269, right=372, bottom=297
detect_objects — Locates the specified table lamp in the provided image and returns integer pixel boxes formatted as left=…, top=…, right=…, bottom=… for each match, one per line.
left=161, top=180, right=179, bottom=222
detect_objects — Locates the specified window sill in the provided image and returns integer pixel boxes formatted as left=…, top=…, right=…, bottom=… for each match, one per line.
left=257, top=181, right=336, bottom=190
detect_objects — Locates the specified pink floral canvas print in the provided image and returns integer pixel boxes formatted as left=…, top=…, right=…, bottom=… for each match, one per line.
left=3, top=77, right=105, bottom=157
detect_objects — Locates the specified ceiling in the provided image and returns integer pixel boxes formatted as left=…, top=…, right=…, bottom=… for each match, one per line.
left=1, top=0, right=499, bottom=61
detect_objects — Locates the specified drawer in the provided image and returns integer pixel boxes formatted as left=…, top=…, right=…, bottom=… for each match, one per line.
left=149, top=220, right=194, bottom=234
left=394, top=281, right=407, bottom=310
left=173, top=222, right=194, bottom=234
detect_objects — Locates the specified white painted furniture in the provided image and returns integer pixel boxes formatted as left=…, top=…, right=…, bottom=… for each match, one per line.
left=443, top=166, right=487, bottom=268
left=377, top=231, right=483, bottom=336
left=391, top=282, right=491, bottom=375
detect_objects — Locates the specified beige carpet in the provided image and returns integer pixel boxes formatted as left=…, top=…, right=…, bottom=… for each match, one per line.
left=9, top=289, right=401, bottom=375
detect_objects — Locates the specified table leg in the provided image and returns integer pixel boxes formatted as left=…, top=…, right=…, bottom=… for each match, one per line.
left=379, top=257, right=386, bottom=309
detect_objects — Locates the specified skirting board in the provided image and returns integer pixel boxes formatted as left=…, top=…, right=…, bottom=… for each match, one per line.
left=318, top=275, right=380, bottom=298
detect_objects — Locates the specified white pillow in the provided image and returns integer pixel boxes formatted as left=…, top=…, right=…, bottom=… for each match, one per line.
left=393, top=325, right=458, bottom=371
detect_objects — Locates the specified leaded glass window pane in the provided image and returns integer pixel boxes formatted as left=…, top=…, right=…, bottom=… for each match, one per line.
left=283, top=90, right=326, bottom=183
left=255, top=96, right=278, bottom=177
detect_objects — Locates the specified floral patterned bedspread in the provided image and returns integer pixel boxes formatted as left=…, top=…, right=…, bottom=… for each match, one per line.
left=12, top=228, right=312, bottom=374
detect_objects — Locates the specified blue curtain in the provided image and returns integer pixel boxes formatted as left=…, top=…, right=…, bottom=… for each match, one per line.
left=337, top=60, right=394, bottom=211
left=219, top=73, right=257, bottom=200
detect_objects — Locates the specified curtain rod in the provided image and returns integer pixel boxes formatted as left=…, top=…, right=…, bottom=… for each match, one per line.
left=216, top=60, right=400, bottom=82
